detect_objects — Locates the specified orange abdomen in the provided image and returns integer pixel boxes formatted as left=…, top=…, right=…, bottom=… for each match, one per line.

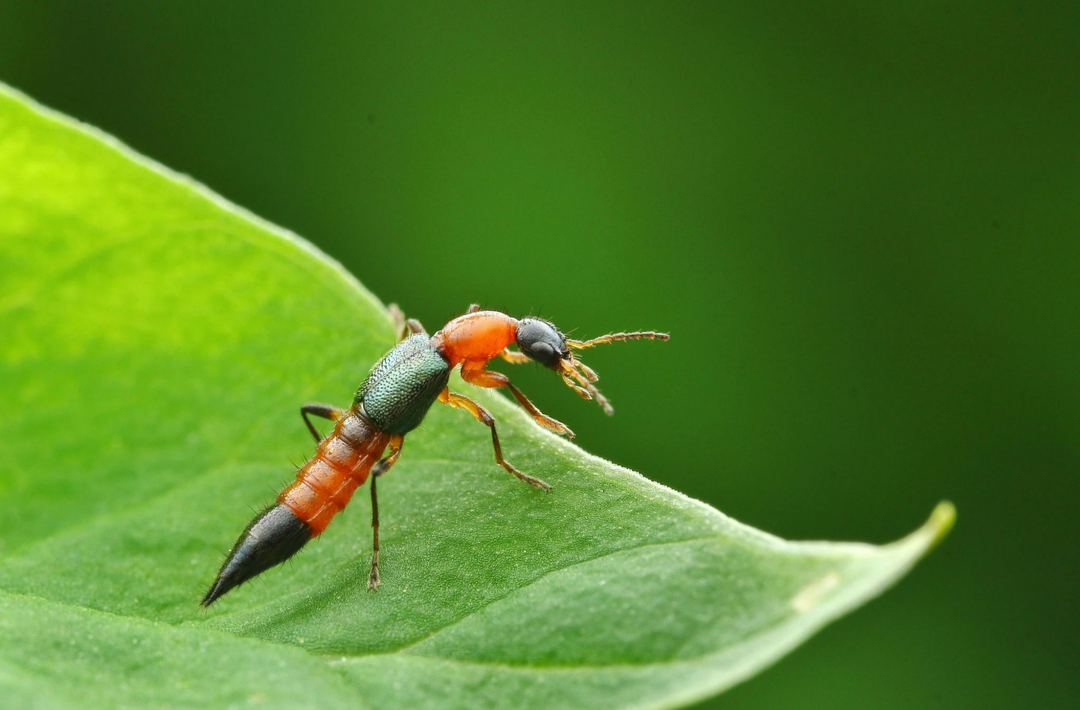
left=278, top=407, right=390, bottom=536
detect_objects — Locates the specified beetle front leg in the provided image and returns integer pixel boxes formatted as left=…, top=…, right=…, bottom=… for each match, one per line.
left=497, top=347, right=531, bottom=365
left=459, top=362, right=575, bottom=439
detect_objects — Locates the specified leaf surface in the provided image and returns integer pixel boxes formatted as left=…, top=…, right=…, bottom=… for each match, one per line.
left=0, top=85, right=952, bottom=710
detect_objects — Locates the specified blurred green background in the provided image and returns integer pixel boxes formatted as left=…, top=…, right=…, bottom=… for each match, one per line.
left=2, top=1, right=1076, bottom=708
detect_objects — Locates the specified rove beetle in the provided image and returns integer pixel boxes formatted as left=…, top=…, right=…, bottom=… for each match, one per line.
left=202, top=304, right=668, bottom=605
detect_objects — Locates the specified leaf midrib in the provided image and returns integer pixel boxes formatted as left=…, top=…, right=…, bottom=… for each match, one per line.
left=1, top=536, right=729, bottom=672
left=0, top=433, right=729, bottom=660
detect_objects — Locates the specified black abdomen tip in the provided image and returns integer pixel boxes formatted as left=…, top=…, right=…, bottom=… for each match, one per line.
left=202, top=504, right=312, bottom=606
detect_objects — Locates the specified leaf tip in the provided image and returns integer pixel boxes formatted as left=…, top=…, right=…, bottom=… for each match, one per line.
left=924, top=500, right=956, bottom=549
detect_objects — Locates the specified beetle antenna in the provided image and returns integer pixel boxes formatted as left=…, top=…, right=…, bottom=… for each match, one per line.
left=567, top=331, right=669, bottom=350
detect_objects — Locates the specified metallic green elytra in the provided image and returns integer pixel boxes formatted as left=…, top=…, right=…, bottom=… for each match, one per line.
left=355, top=334, right=451, bottom=435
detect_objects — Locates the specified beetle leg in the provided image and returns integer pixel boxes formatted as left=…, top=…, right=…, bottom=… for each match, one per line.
left=388, top=303, right=426, bottom=341
left=497, top=347, right=531, bottom=365
left=460, top=363, right=575, bottom=439
left=388, top=303, right=408, bottom=341
left=439, top=388, right=551, bottom=491
left=300, top=402, right=346, bottom=443
left=371, top=434, right=404, bottom=478
left=367, top=434, right=404, bottom=591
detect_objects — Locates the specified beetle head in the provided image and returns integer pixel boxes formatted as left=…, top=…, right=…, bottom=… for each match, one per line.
left=514, top=317, right=669, bottom=416
left=515, top=318, right=570, bottom=370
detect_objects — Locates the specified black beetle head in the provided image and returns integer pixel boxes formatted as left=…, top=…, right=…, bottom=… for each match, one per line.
left=515, top=318, right=570, bottom=369
left=514, top=318, right=668, bottom=417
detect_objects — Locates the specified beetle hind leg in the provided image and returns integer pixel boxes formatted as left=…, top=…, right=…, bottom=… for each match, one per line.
left=300, top=402, right=346, bottom=443
left=367, top=435, right=404, bottom=591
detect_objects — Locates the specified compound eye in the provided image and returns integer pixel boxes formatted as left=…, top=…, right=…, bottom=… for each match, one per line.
left=517, top=318, right=567, bottom=368
left=527, top=340, right=557, bottom=366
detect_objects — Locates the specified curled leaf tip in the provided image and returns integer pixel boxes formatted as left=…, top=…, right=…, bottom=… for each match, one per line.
left=926, top=500, right=956, bottom=548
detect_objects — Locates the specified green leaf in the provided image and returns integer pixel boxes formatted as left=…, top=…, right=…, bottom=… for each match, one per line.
left=0, top=83, right=953, bottom=710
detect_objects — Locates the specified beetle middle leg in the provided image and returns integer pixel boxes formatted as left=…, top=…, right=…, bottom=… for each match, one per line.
left=439, top=388, right=551, bottom=491
left=367, top=434, right=404, bottom=590
left=459, top=362, right=575, bottom=439
left=300, top=402, right=346, bottom=443
left=388, top=303, right=427, bottom=341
